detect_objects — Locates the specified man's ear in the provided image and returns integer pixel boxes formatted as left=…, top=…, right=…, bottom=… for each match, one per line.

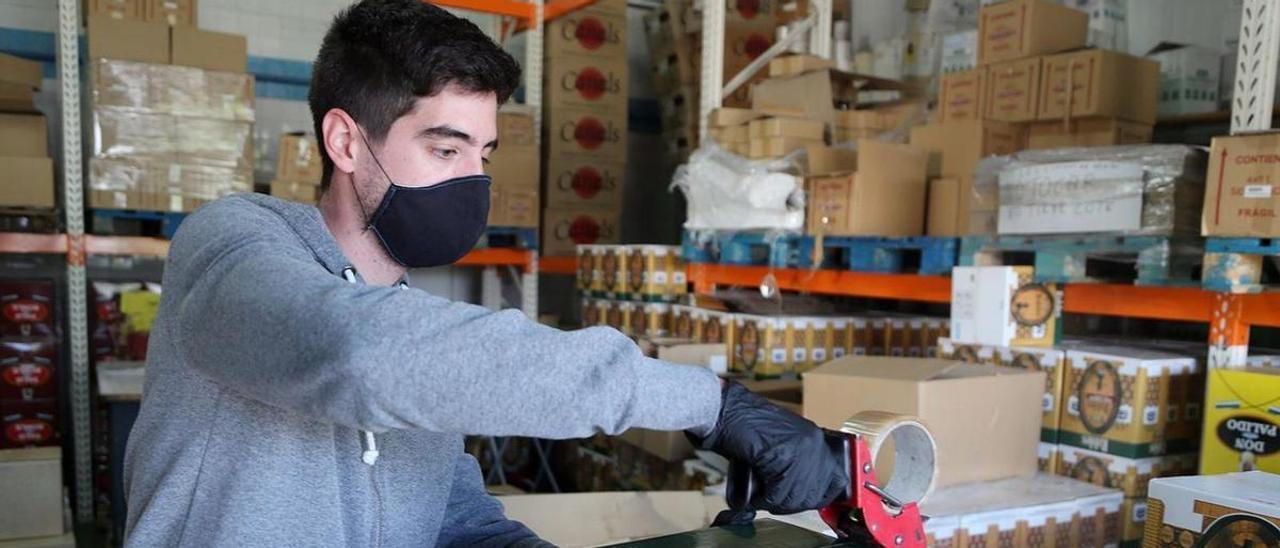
left=322, top=108, right=360, bottom=176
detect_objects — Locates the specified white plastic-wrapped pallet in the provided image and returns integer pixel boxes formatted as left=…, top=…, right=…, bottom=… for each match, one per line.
left=672, top=143, right=805, bottom=231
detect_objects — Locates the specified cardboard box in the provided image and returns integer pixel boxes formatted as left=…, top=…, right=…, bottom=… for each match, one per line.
left=938, top=69, right=986, bottom=124
left=546, top=54, right=628, bottom=111
left=1038, top=49, right=1161, bottom=124
left=804, top=145, right=857, bottom=176
left=545, top=107, right=627, bottom=162
left=730, top=315, right=809, bottom=378
left=544, top=157, right=623, bottom=208
left=751, top=69, right=898, bottom=128
left=927, top=177, right=963, bottom=237
left=748, top=117, right=824, bottom=140
left=618, top=428, right=695, bottom=462
left=725, top=0, right=779, bottom=28
left=144, top=0, right=196, bottom=26
left=0, top=83, right=37, bottom=115
left=0, top=114, right=48, bottom=157
left=486, top=146, right=539, bottom=191
left=1059, top=346, right=1201, bottom=459
left=1055, top=444, right=1195, bottom=499
left=275, top=133, right=321, bottom=185
left=921, top=474, right=1125, bottom=548
left=1037, top=442, right=1062, bottom=473
left=624, top=245, right=685, bottom=302
left=747, top=136, right=822, bottom=159
left=0, top=157, right=54, bottom=208
left=910, top=122, right=1024, bottom=233
left=998, top=159, right=1149, bottom=235
left=978, top=0, right=1088, bottom=65
left=1144, top=472, right=1280, bottom=548
left=1202, top=132, right=1280, bottom=237
left=0, top=282, right=56, bottom=339
left=708, top=107, right=763, bottom=128
left=804, top=357, right=1044, bottom=487
left=806, top=173, right=853, bottom=235
left=0, top=340, right=57, bottom=401
left=985, top=57, right=1042, bottom=122
left=1199, top=366, right=1280, bottom=475
left=1148, top=43, right=1221, bottom=118
left=498, top=491, right=719, bottom=547
left=171, top=27, right=247, bottom=73
left=269, top=180, right=319, bottom=205
left=0, top=53, right=43, bottom=90
left=849, top=140, right=929, bottom=236
left=488, top=186, right=538, bottom=228
left=0, top=447, right=63, bottom=541
left=497, top=111, right=536, bottom=149
left=768, top=54, right=832, bottom=78
left=936, top=337, right=997, bottom=364
left=545, top=0, right=627, bottom=59
left=950, top=266, right=1060, bottom=348
left=85, top=0, right=140, bottom=20
left=87, top=15, right=170, bottom=64
left=1026, top=117, right=1153, bottom=150
left=0, top=399, right=57, bottom=449
left=995, top=346, right=1067, bottom=442
left=542, top=206, right=620, bottom=256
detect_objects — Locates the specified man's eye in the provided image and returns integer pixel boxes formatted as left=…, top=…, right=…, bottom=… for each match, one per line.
left=481, top=156, right=491, bottom=166
left=433, top=148, right=458, bottom=159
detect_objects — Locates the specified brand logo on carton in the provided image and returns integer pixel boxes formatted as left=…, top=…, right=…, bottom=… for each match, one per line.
left=563, top=67, right=622, bottom=100
left=582, top=301, right=600, bottom=325
left=562, top=15, right=621, bottom=50
left=674, top=311, right=693, bottom=338
left=5, top=416, right=53, bottom=444
left=628, top=252, right=645, bottom=293
left=2, top=300, right=49, bottom=323
left=557, top=166, right=617, bottom=198
left=733, top=33, right=773, bottom=59
left=629, top=303, right=646, bottom=335
left=560, top=117, right=622, bottom=150
left=2, top=363, right=51, bottom=388
left=555, top=215, right=616, bottom=243
left=1234, top=153, right=1280, bottom=164
left=737, top=321, right=760, bottom=371
left=1077, top=359, right=1123, bottom=435
left=704, top=317, right=724, bottom=343
left=1069, top=456, right=1113, bottom=488
left=1217, top=416, right=1279, bottom=456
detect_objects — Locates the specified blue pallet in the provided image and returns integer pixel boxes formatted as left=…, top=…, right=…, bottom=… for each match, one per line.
left=798, top=236, right=958, bottom=275
left=682, top=230, right=807, bottom=268
left=476, top=227, right=538, bottom=249
left=1202, top=237, right=1280, bottom=293
left=91, top=209, right=188, bottom=239
left=960, top=235, right=1202, bottom=286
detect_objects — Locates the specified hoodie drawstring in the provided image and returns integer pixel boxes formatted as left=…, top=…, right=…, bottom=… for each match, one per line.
left=343, top=267, right=380, bottom=467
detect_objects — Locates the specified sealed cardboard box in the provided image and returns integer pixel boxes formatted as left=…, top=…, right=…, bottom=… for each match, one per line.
left=1055, top=444, right=1195, bottom=499
left=171, top=27, right=247, bottom=73
left=1147, top=43, right=1222, bottom=118
left=927, top=177, right=962, bottom=237
left=546, top=54, right=628, bottom=111
left=768, top=54, right=832, bottom=78
left=938, top=69, right=986, bottom=124
left=850, top=140, right=929, bottom=236
left=497, top=111, right=536, bottom=149
left=87, top=15, right=170, bottom=64
left=275, top=133, right=321, bottom=185
left=542, top=206, right=621, bottom=256
left=1027, top=118, right=1153, bottom=150
left=0, top=83, right=37, bottom=115
left=1038, top=49, right=1160, bottom=124
left=1202, top=133, right=1280, bottom=238
left=487, top=146, right=539, bottom=191
left=0, top=282, right=56, bottom=339
left=601, top=245, right=628, bottom=297
left=545, top=0, right=627, bottom=58
left=911, top=122, right=1025, bottom=183
left=0, top=53, right=43, bottom=91
left=544, top=156, right=623, bottom=208
left=804, top=356, right=1045, bottom=487
left=1144, top=472, right=1280, bottom=548
left=978, top=0, right=1088, bottom=65
left=498, top=491, right=719, bottom=548
left=0, top=114, right=48, bottom=157
left=0, top=340, right=57, bottom=401
left=269, top=180, right=318, bottom=205
left=575, top=245, right=597, bottom=292
left=985, top=57, right=1042, bottom=122
left=85, top=0, right=140, bottom=20
left=1060, top=346, right=1200, bottom=459
left=144, top=0, right=196, bottom=26
left=950, top=266, right=1060, bottom=348
left=940, top=29, right=979, bottom=74
left=730, top=315, right=800, bottom=378
left=545, top=107, right=627, bottom=162
left=488, top=187, right=539, bottom=228
left=804, top=145, right=857, bottom=176
left=806, top=174, right=854, bottom=235
left=748, top=117, right=824, bottom=140
left=618, top=428, right=696, bottom=462
left=624, top=245, right=685, bottom=302
left=0, top=157, right=55, bottom=208
left=0, top=447, right=63, bottom=541
left=996, top=346, right=1067, bottom=443
left=1199, top=366, right=1280, bottom=474
left=997, top=159, right=1150, bottom=235
left=921, top=474, right=1124, bottom=548
left=747, top=136, right=822, bottom=159
left=708, top=107, right=763, bottom=128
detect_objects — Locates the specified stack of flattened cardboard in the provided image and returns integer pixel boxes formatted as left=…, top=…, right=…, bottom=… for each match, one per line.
left=541, top=0, right=627, bottom=256
left=269, top=133, right=322, bottom=205
left=0, top=54, right=54, bottom=210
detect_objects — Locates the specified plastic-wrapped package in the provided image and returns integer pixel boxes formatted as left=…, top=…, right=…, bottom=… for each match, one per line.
left=93, top=110, right=174, bottom=159
left=176, top=118, right=253, bottom=170
left=91, top=59, right=255, bottom=122
left=672, top=142, right=806, bottom=231
left=970, top=144, right=1207, bottom=237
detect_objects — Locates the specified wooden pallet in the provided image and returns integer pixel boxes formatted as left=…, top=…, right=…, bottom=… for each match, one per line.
left=799, top=236, right=958, bottom=275
left=0, top=207, right=61, bottom=234
left=475, top=226, right=538, bottom=249
left=1202, top=238, right=1280, bottom=293
left=681, top=230, right=807, bottom=268
left=90, top=209, right=188, bottom=239
left=960, top=235, right=1203, bottom=286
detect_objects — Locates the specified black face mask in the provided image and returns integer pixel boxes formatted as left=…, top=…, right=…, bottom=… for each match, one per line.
left=355, top=131, right=491, bottom=268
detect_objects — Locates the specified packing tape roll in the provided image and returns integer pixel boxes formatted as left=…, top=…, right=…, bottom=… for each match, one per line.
left=841, top=410, right=937, bottom=505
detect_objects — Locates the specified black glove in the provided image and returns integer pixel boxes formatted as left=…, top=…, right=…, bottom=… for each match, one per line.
left=689, top=380, right=848, bottom=515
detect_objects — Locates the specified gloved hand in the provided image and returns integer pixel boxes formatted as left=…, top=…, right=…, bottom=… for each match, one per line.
left=689, top=380, right=848, bottom=515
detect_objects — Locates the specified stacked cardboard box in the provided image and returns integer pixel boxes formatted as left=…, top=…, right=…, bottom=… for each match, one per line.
left=487, top=110, right=539, bottom=229
left=542, top=0, right=627, bottom=256
left=0, top=53, right=54, bottom=210
left=804, top=140, right=930, bottom=237
left=88, top=59, right=254, bottom=212
left=728, top=312, right=948, bottom=378
left=1202, top=133, right=1280, bottom=239
left=1144, top=473, right=1280, bottom=548
left=0, top=281, right=60, bottom=455
left=268, top=133, right=322, bottom=206
left=0, top=447, right=65, bottom=542
left=86, top=0, right=198, bottom=27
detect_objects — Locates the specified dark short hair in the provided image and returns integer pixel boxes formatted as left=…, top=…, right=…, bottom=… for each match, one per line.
left=309, top=0, right=522, bottom=190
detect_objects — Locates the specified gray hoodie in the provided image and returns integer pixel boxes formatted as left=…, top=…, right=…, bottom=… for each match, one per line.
left=123, top=193, right=722, bottom=547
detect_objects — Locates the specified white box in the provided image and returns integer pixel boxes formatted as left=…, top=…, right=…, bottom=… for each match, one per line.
left=1145, top=472, right=1280, bottom=547
left=950, top=266, right=1058, bottom=348
left=998, top=161, right=1145, bottom=235
left=1065, top=0, right=1128, bottom=51
left=1148, top=43, right=1222, bottom=117
left=0, top=448, right=63, bottom=541
left=941, top=30, right=978, bottom=75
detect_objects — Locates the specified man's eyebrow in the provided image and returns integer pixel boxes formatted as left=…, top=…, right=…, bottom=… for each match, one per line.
left=418, top=125, right=474, bottom=144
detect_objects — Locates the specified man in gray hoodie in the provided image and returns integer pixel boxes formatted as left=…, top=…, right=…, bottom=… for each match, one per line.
left=123, top=1, right=847, bottom=546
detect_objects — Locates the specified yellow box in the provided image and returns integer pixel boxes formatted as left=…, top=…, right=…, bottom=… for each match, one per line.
left=701, top=309, right=731, bottom=345
left=996, top=345, right=1067, bottom=443
left=730, top=315, right=802, bottom=378
left=575, top=244, right=597, bottom=292
left=670, top=305, right=701, bottom=341
left=1038, top=442, right=1062, bottom=473
left=1055, top=443, right=1197, bottom=499
left=1144, top=471, right=1280, bottom=548
left=1060, top=346, right=1200, bottom=459
left=624, top=245, right=684, bottom=302
left=604, top=300, right=629, bottom=333
left=1199, top=366, right=1280, bottom=475
left=599, top=245, right=628, bottom=297
left=580, top=298, right=606, bottom=328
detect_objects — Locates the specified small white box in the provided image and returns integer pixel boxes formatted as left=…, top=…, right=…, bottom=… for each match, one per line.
left=1147, top=43, right=1222, bottom=117
left=941, top=30, right=979, bottom=75
left=1145, top=472, right=1280, bottom=547
left=0, top=448, right=63, bottom=541
left=950, top=266, right=1058, bottom=348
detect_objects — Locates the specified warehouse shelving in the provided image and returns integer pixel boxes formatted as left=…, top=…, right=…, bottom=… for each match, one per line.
left=538, top=255, right=578, bottom=275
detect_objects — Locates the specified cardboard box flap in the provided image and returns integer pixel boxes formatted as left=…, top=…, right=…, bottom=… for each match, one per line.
left=809, top=356, right=964, bottom=382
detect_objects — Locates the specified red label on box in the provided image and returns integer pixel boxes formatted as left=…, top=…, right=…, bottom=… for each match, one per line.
left=562, top=14, right=622, bottom=51
left=559, top=115, right=623, bottom=150
left=0, top=281, right=56, bottom=338
left=0, top=339, right=57, bottom=400
left=1, top=399, right=58, bottom=448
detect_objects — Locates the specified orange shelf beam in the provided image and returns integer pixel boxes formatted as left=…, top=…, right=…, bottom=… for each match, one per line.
left=84, top=235, right=170, bottom=257
left=1061, top=284, right=1216, bottom=324
left=455, top=248, right=535, bottom=271
left=0, top=232, right=67, bottom=254
left=431, top=0, right=534, bottom=19
left=686, top=264, right=952, bottom=303
left=1241, top=293, right=1280, bottom=328
left=539, top=255, right=578, bottom=275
